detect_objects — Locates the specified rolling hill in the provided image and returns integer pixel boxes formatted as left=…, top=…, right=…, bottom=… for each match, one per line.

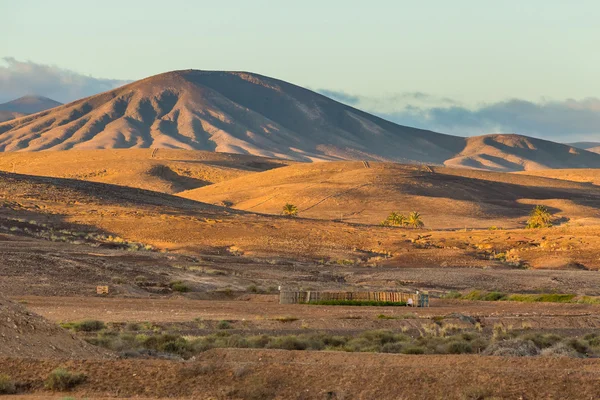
left=1, top=70, right=599, bottom=171
left=0, top=148, right=291, bottom=193
left=179, top=161, right=600, bottom=228
left=569, top=142, right=600, bottom=154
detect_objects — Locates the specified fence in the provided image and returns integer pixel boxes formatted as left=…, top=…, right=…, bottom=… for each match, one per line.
left=280, top=290, right=428, bottom=306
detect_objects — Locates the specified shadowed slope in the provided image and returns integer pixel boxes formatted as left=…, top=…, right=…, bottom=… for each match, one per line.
left=444, top=134, right=600, bottom=171
left=0, top=148, right=291, bottom=193
left=0, top=95, right=62, bottom=114
left=180, top=161, right=600, bottom=228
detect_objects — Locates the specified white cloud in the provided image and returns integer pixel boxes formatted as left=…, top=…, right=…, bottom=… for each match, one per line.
left=319, top=89, right=600, bottom=141
left=0, top=57, right=131, bottom=103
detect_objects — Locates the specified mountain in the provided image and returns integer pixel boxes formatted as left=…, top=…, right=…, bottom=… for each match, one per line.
left=444, top=135, right=600, bottom=171
left=569, top=142, right=600, bottom=154
left=0, top=95, right=62, bottom=114
left=1, top=70, right=599, bottom=171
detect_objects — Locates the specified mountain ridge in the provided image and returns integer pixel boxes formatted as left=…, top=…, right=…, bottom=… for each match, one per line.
left=1, top=70, right=599, bottom=171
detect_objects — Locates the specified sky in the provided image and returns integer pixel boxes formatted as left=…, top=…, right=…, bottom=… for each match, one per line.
left=2, top=0, right=600, bottom=141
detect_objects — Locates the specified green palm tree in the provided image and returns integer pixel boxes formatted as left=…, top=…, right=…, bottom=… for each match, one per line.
left=382, top=211, right=407, bottom=227
left=526, top=205, right=552, bottom=229
left=282, top=203, right=299, bottom=218
left=407, top=211, right=424, bottom=228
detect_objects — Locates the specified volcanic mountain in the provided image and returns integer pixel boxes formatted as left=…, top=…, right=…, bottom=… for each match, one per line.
left=0, top=95, right=62, bottom=114
left=1, top=70, right=599, bottom=171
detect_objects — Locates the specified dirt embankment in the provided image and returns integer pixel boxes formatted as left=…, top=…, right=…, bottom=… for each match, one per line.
left=0, top=295, right=111, bottom=359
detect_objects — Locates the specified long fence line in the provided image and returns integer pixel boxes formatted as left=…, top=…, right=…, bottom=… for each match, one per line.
left=280, top=291, right=422, bottom=305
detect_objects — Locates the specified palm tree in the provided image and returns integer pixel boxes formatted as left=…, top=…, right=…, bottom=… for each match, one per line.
left=282, top=203, right=299, bottom=218
left=407, top=211, right=424, bottom=228
left=382, top=211, right=407, bottom=227
left=526, top=205, right=552, bottom=229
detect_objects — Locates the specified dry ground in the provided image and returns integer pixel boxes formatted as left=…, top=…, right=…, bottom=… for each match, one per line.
left=2, top=349, right=600, bottom=399
left=180, top=161, right=600, bottom=228
left=0, top=148, right=290, bottom=193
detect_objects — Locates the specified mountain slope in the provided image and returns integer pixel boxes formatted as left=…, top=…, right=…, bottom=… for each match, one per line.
left=0, top=70, right=464, bottom=162
left=0, top=95, right=62, bottom=114
left=444, top=135, right=600, bottom=171
left=1, top=70, right=599, bottom=170
left=569, top=142, right=600, bottom=154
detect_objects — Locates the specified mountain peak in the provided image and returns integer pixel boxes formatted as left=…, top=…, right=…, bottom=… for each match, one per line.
left=0, top=70, right=599, bottom=171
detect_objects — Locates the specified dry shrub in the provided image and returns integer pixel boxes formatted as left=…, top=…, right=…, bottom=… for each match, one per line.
left=44, top=368, right=86, bottom=391
left=482, top=339, right=539, bottom=357
left=0, top=374, right=16, bottom=394
left=541, top=342, right=585, bottom=358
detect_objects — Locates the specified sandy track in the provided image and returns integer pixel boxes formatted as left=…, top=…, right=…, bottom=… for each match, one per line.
left=14, top=296, right=600, bottom=323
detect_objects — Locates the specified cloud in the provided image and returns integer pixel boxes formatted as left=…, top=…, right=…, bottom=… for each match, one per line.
left=0, top=57, right=132, bottom=103
left=317, top=89, right=457, bottom=113
left=318, top=89, right=600, bottom=142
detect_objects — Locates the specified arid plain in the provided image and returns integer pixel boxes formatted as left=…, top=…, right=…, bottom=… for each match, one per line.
left=2, top=71, right=600, bottom=399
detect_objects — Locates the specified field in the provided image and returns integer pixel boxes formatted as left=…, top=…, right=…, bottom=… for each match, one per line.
left=3, top=150, right=600, bottom=399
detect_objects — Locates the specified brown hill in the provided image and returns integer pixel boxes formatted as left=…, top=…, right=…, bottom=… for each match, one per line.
left=1, top=70, right=598, bottom=170
left=2, top=169, right=600, bottom=271
left=0, top=148, right=290, bottom=194
left=0, top=95, right=62, bottom=114
left=444, top=134, right=600, bottom=171
left=180, top=161, right=600, bottom=228
left=0, top=294, right=109, bottom=358
left=516, top=169, right=600, bottom=186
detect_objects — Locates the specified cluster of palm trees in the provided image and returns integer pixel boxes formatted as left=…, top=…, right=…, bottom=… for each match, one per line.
left=381, top=211, right=424, bottom=228
left=526, top=205, right=553, bottom=229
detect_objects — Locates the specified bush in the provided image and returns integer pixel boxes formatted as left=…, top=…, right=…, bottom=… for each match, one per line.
left=483, top=339, right=539, bottom=357
left=44, top=368, right=86, bottom=391
left=62, top=320, right=106, bottom=332
left=0, top=374, right=16, bottom=394
left=217, top=320, right=232, bottom=330
left=401, top=345, right=426, bottom=354
left=541, top=342, right=584, bottom=358
left=170, top=281, right=190, bottom=293
left=446, top=340, right=473, bottom=354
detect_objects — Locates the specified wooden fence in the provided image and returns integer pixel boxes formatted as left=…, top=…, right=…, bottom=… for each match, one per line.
left=280, top=291, right=425, bottom=306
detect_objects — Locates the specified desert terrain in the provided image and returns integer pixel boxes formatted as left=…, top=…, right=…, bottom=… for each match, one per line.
left=1, top=73, right=600, bottom=399
left=2, top=149, right=600, bottom=398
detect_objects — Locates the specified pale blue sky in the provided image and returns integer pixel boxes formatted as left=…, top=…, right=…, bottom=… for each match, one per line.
left=2, top=0, right=600, bottom=140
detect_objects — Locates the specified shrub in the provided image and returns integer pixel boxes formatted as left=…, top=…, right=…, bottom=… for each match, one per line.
left=541, top=342, right=583, bottom=358
left=0, top=374, right=16, bottom=394
left=44, top=368, right=86, bottom=391
left=446, top=340, right=473, bottom=354
left=61, top=320, right=106, bottom=332
left=274, top=316, right=299, bottom=323
left=217, top=320, right=232, bottom=330
left=170, top=281, right=190, bottom=293
left=483, top=339, right=539, bottom=357
left=401, top=345, right=426, bottom=354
